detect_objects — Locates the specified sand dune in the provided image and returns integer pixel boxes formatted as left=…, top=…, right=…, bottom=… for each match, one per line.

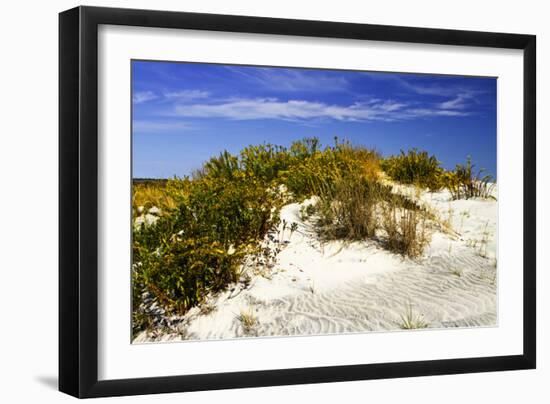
left=134, top=188, right=497, bottom=343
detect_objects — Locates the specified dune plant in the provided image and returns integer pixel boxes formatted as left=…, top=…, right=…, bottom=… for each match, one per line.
left=311, top=165, right=430, bottom=257
left=443, top=156, right=496, bottom=200
left=240, top=143, right=291, bottom=183
left=289, top=136, right=320, bottom=159
left=381, top=149, right=443, bottom=191
left=284, top=138, right=381, bottom=199
left=451, top=268, right=463, bottom=277
left=399, top=301, right=428, bottom=329
left=315, top=174, right=380, bottom=240
left=202, top=150, right=240, bottom=180
left=237, top=308, right=258, bottom=333
left=478, top=220, right=491, bottom=258
left=381, top=204, right=430, bottom=258
left=132, top=179, right=177, bottom=214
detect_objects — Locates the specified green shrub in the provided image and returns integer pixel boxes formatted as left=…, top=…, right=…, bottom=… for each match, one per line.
left=132, top=174, right=283, bottom=336
left=289, top=137, right=320, bottom=159
left=381, top=149, right=443, bottom=190
left=240, top=143, right=291, bottom=184
left=284, top=138, right=380, bottom=199
left=202, top=150, right=240, bottom=180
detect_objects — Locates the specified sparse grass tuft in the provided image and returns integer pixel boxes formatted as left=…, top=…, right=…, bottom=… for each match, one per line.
left=459, top=209, right=471, bottom=231
left=478, top=220, right=491, bottom=258
left=237, top=308, right=258, bottom=333
left=399, top=301, right=428, bottom=329
left=443, top=156, right=496, bottom=200
left=315, top=175, right=380, bottom=240
left=381, top=205, right=431, bottom=258
left=451, top=268, right=463, bottom=277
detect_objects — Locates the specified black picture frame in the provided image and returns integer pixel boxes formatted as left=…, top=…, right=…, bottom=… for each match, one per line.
left=59, top=5, right=536, bottom=398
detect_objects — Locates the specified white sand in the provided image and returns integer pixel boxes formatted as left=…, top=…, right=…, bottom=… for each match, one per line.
left=134, top=188, right=497, bottom=343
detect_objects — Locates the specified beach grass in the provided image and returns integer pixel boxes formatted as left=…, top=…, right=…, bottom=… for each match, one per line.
left=237, top=308, right=258, bottom=334
left=443, top=156, right=496, bottom=200
left=399, top=301, right=428, bottom=330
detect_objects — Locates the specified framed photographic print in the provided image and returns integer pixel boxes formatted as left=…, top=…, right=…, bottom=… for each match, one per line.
left=59, top=6, right=536, bottom=398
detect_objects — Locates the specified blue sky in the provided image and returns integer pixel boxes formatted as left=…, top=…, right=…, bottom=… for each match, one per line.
left=132, top=60, right=497, bottom=179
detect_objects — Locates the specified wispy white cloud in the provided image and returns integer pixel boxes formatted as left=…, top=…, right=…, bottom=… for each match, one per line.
left=388, top=76, right=489, bottom=113
left=134, top=89, right=210, bottom=105
left=133, top=91, right=158, bottom=104
left=367, top=74, right=486, bottom=102
left=172, top=97, right=468, bottom=122
left=439, top=93, right=473, bottom=110
left=403, top=108, right=469, bottom=118
left=398, top=80, right=457, bottom=97
left=163, top=89, right=210, bottom=100
left=225, top=67, right=349, bottom=93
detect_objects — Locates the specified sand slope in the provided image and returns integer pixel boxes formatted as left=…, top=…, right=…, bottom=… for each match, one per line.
left=134, top=188, right=497, bottom=343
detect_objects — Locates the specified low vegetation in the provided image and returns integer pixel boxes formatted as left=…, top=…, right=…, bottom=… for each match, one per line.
left=237, top=308, right=259, bottom=334
left=399, top=301, right=428, bottom=330
left=132, top=137, right=495, bottom=337
left=381, top=207, right=430, bottom=258
left=132, top=174, right=281, bottom=334
left=382, top=150, right=496, bottom=199
left=443, top=157, right=496, bottom=200
left=132, top=179, right=175, bottom=214
left=381, top=149, right=443, bottom=191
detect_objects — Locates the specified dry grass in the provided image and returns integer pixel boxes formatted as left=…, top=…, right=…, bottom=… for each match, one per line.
left=133, top=180, right=178, bottom=213
left=237, top=308, right=258, bottom=333
left=478, top=220, right=491, bottom=258
left=315, top=176, right=379, bottom=240
left=381, top=206, right=431, bottom=258
left=451, top=268, right=463, bottom=277
left=444, top=157, right=496, bottom=200
left=399, top=301, right=428, bottom=329
left=313, top=172, right=432, bottom=259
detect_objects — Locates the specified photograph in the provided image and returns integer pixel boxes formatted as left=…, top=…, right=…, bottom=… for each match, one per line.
left=130, top=60, right=498, bottom=343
